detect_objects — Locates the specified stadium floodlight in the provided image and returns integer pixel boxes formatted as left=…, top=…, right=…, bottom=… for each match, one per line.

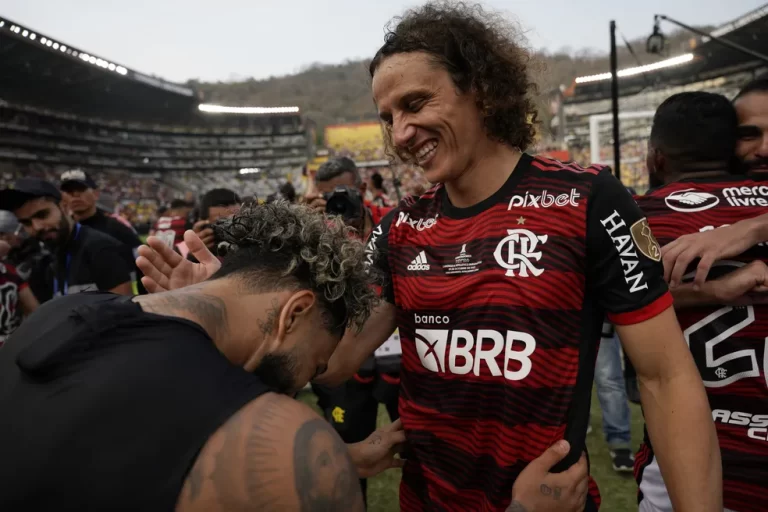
left=22, top=30, right=28, bottom=37
left=575, top=53, right=694, bottom=84
left=41, top=37, right=47, bottom=44
left=239, top=168, right=261, bottom=174
left=108, top=63, right=116, bottom=71
left=29, top=33, right=36, bottom=41
left=0, top=21, right=4, bottom=28
left=199, top=104, right=300, bottom=115
left=52, top=42, right=59, bottom=50
left=116, top=66, right=128, bottom=75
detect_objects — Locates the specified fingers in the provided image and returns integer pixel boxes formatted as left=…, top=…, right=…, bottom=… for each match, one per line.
left=388, top=430, right=407, bottom=446
left=561, top=451, right=589, bottom=480
left=145, top=236, right=184, bottom=268
left=184, top=230, right=218, bottom=267
left=669, top=248, right=695, bottom=288
left=140, top=275, right=167, bottom=294
left=384, top=418, right=403, bottom=432
left=529, top=440, right=570, bottom=471
left=692, top=255, right=715, bottom=290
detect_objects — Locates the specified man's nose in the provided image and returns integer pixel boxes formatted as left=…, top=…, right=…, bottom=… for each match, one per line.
left=392, top=118, right=417, bottom=149
left=758, top=134, right=768, bottom=158
left=30, top=218, right=46, bottom=234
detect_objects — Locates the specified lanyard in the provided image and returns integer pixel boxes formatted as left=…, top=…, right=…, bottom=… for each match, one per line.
left=53, top=223, right=81, bottom=297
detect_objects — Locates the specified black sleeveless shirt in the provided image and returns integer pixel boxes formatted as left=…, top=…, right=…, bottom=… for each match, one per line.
left=0, top=293, right=271, bottom=510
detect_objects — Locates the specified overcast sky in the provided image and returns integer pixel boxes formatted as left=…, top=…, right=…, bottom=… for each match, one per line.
left=3, top=0, right=765, bottom=83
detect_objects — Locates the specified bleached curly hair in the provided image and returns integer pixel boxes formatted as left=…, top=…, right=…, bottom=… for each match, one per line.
left=210, top=200, right=379, bottom=335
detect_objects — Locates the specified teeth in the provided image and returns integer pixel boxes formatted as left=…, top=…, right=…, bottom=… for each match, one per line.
left=416, top=141, right=437, bottom=159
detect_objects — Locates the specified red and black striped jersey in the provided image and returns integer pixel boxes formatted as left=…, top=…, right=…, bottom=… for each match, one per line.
left=366, top=153, right=671, bottom=512
left=150, top=216, right=188, bottom=247
left=635, top=177, right=768, bottom=512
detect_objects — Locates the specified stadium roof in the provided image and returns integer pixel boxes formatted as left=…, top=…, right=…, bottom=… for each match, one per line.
left=0, top=15, right=302, bottom=127
left=567, top=5, right=768, bottom=103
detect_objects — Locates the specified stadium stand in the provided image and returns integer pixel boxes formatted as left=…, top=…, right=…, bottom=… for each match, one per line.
left=562, top=5, right=768, bottom=192
left=0, top=15, right=312, bottom=227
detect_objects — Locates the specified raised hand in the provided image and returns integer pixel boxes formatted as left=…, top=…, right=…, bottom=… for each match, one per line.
left=136, top=230, right=221, bottom=293
left=347, top=418, right=406, bottom=478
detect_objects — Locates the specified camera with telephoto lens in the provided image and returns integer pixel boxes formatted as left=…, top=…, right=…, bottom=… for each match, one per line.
left=324, top=186, right=364, bottom=223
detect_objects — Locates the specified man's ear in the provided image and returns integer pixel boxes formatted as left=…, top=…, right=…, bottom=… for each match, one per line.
left=652, top=149, right=666, bottom=176
left=274, top=290, right=317, bottom=344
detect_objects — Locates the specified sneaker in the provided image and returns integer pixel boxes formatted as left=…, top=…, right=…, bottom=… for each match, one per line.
left=610, top=448, right=634, bottom=473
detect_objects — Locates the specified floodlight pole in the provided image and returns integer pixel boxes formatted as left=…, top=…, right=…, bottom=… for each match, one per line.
left=610, top=20, right=621, bottom=182
left=656, top=14, right=768, bottom=64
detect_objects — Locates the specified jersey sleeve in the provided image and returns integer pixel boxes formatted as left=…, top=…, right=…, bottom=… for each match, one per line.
left=1, top=263, right=27, bottom=290
left=90, top=240, right=134, bottom=291
left=586, top=169, right=672, bottom=325
left=364, top=207, right=397, bottom=304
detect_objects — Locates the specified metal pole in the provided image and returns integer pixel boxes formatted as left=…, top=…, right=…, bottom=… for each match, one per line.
left=610, top=21, right=621, bottom=182
left=657, top=14, right=768, bottom=65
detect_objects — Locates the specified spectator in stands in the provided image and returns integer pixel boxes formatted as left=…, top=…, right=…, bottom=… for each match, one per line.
left=192, top=189, right=242, bottom=252
left=734, top=74, right=768, bottom=174
left=0, top=178, right=134, bottom=301
left=369, top=172, right=393, bottom=207
left=0, top=239, right=38, bottom=347
left=59, top=170, right=147, bottom=294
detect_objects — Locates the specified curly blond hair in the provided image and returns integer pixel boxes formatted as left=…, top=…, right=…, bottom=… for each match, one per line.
left=211, top=200, right=379, bottom=335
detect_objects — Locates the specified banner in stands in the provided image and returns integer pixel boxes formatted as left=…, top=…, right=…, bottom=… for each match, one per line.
left=325, top=122, right=386, bottom=162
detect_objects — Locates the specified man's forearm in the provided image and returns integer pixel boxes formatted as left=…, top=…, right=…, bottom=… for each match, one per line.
left=640, top=366, right=722, bottom=511
left=747, top=212, right=768, bottom=244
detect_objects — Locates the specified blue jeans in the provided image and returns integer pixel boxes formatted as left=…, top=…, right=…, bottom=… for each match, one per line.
left=594, top=332, right=632, bottom=449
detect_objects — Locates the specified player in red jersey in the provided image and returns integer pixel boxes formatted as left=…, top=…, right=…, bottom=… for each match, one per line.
left=136, top=4, right=721, bottom=511
left=634, top=92, right=768, bottom=512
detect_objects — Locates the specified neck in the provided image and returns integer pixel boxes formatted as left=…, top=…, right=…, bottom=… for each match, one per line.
left=74, top=206, right=97, bottom=221
left=133, top=281, right=283, bottom=367
left=444, top=143, right=522, bottom=208
left=665, top=166, right=730, bottom=184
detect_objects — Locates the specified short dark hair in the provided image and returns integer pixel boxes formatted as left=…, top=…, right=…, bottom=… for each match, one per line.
left=650, top=92, right=738, bottom=165
left=370, top=1, right=538, bottom=151
left=210, top=201, right=378, bottom=336
left=371, top=172, right=386, bottom=192
left=734, top=73, right=768, bottom=102
left=279, top=182, right=297, bottom=203
left=315, top=157, right=361, bottom=186
left=200, top=188, right=241, bottom=219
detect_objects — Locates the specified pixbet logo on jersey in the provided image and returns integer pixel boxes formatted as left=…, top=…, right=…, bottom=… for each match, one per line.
left=395, top=212, right=438, bottom=231
left=414, top=328, right=536, bottom=381
left=493, top=229, right=548, bottom=277
left=507, top=189, right=581, bottom=210
left=664, top=189, right=720, bottom=212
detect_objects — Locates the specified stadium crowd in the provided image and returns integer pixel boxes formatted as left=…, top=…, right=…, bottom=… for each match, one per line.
left=1, top=2, right=768, bottom=512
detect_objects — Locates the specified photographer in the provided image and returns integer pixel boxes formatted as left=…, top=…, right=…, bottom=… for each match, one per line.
left=190, top=189, right=241, bottom=253
left=304, top=157, right=398, bottom=507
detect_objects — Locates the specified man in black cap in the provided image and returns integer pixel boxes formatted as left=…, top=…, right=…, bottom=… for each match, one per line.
left=0, top=178, right=133, bottom=301
left=60, top=169, right=146, bottom=294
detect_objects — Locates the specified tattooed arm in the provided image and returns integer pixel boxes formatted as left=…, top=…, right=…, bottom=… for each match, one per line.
left=176, top=392, right=365, bottom=512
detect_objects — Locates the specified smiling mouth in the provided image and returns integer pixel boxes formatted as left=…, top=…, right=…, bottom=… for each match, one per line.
left=414, top=140, right=438, bottom=165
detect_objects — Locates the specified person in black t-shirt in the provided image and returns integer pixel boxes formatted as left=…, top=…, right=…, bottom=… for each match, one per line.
left=59, top=169, right=147, bottom=295
left=0, top=178, right=133, bottom=302
left=0, top=201, right=402, bottom=512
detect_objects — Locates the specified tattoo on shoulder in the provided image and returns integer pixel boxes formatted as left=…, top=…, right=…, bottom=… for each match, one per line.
left=506, top=501, right=528, bottom=512
left=258, top=298, right=280, bottom=336
left=293, top=419, right=362, bottom=511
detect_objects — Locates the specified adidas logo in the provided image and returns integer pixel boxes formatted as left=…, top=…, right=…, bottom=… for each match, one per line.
left=407, top=250, right=430, bottom=271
